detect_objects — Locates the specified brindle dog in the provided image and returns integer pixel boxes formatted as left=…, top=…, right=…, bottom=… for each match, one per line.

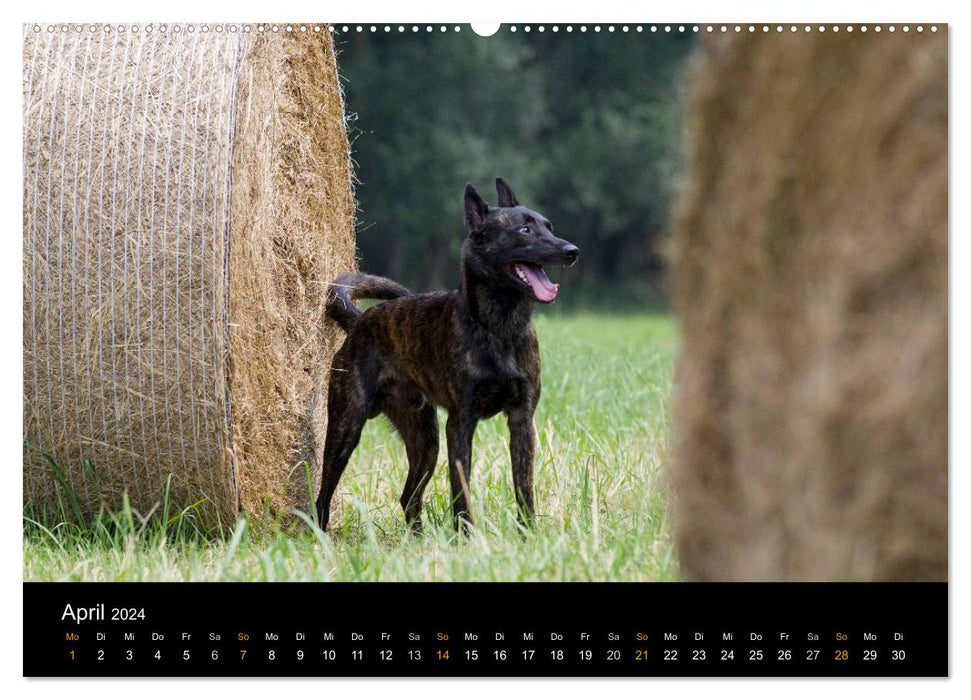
left=316, top=178, right=579, bottom=533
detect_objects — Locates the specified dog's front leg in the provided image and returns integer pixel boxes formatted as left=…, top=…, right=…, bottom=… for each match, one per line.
left=506, top=406, right=537, bottom=529
left=446, top=413, right=477, bottom=533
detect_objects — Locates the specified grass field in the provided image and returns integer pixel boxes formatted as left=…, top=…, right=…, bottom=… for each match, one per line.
left=23, top=314, right=679, bottom=582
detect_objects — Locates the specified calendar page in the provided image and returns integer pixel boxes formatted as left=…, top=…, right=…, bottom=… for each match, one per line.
left=21, top=20, right=948, bottom=678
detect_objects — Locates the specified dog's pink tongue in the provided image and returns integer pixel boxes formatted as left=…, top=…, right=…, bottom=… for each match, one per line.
left=521, top=264, right=558, bottom=302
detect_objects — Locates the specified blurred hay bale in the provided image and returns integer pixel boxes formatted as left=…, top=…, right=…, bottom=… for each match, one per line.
left=670, top=28, right=947, bottom=581
left=23, top=25, right=356, bottom=525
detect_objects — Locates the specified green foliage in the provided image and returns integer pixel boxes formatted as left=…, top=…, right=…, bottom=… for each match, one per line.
left=338, top=30, right=694, bottom=308
left=24, top=314, right=680, bottom=582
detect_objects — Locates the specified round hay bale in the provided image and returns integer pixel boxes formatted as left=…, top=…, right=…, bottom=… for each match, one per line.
left=23, top=24, right=356, bottom=525
left=670, top=29, right=947, bottom=581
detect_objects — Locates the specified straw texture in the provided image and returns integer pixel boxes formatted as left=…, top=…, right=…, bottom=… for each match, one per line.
left=23, top=25, right=355, bottom=524
left=670, top=29, right=947, bottom=581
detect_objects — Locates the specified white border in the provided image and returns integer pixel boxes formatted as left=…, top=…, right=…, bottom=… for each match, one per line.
left=2, top=0, right=963, bottom=697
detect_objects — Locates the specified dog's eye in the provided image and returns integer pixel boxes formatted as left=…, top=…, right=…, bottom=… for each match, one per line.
left=519, top=225, right=530, bottom=234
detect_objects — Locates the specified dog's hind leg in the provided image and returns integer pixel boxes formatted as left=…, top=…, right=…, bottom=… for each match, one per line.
left=316, top=408, right=368, bottom=531
left=386, top=402, right=439, bottom=533
left=446, top=413, right=478, bottom=533
left=315, top=357, right=372, bottom=531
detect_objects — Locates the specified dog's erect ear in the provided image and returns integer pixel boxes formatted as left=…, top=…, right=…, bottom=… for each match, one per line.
left=495, top=177, right=519, bottom=208
left=464, top=183, right=490, bottom=231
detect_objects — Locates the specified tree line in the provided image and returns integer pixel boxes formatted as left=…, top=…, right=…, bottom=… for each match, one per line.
left=336, top=28, right=694, bottom=309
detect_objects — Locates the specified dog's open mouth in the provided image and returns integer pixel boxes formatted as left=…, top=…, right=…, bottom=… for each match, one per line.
left=508, top=262, right=559, bottom=303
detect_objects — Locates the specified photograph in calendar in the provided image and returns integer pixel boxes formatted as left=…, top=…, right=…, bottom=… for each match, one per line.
left=23, top=23, right=946, bottom=584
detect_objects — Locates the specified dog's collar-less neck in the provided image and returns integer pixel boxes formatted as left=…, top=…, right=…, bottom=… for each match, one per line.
left=461, top=271, right=532, bottom=336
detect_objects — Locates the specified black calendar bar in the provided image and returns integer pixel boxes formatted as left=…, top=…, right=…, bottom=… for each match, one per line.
left=23, top=582, right=947, bottom=677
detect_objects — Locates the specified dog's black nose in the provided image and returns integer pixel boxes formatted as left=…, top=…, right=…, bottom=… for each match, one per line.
left=561, top=244, right=580, bottom=265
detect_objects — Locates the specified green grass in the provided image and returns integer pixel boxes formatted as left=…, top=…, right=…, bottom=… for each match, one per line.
left=23, top=313, right=680, bottom=582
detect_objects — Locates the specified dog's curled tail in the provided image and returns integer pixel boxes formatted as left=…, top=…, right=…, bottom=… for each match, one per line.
left=326, top=272, right=411, bottom=332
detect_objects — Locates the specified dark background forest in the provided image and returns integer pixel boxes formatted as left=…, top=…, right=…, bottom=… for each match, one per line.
left=335, top=28, right=694, bottom=310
